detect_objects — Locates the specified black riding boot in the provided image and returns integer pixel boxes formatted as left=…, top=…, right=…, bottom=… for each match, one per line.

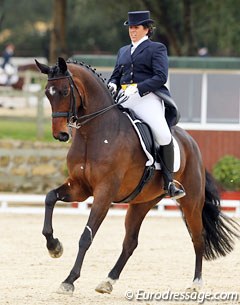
left=159, top=139, right=186, bottom=199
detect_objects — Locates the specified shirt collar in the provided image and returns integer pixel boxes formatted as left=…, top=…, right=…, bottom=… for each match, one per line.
left=131, top=36, right=148, bottom=49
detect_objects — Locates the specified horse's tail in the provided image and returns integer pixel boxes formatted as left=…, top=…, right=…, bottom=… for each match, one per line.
left=202, top=170, right=240, bottom=260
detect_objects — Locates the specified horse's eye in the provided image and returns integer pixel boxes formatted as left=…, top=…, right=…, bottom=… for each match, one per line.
left=61, top=85, right=69, bottom=97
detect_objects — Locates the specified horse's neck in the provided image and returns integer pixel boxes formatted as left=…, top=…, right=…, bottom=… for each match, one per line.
left=84, top=79, right=113, bottom=110
left=72, top=94, right=121, bottom=144
left=74, top=67, right=122, bottom=137
left=69, top=110, right=120, bottom=160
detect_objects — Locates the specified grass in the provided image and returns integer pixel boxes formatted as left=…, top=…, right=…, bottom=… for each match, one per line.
left=0, top=117, right=53, bottom=142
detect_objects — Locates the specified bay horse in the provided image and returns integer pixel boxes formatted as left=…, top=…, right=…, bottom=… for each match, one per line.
left=0, top=78, right=24, bottom=90
left=35, top=57, right=239, bottom=295
left=0, top=66, right=24, bottom=90
left=0, top=63, right=39, bottom=90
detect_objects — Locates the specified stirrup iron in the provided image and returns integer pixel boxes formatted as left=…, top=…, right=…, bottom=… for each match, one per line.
left=167, top=180, right=186, bottom=200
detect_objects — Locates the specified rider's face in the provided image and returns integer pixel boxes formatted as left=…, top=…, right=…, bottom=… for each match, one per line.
left=129, top=25, right=148, bottom=43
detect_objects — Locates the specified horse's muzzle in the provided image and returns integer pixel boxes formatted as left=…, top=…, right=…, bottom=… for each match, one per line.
left=55, top=132, right=70, bottom=142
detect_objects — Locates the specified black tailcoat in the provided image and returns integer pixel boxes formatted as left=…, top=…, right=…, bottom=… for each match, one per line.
left=109, top=39, right=170, bottom=97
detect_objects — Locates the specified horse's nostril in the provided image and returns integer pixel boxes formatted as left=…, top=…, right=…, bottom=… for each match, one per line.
left=58, top=132, right=69, bottom=142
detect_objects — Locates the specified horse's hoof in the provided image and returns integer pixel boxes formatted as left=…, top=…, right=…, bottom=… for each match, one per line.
left=48, top=241, right=63, bottom=258
left=57, top=282, right=74, bottom=295
left=95, top=280, right=113, bottom=294
left=186, top=279, right=203, bottom=292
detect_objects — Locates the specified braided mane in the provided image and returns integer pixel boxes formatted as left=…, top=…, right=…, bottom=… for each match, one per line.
left=66, top=59, right=107, bottom=84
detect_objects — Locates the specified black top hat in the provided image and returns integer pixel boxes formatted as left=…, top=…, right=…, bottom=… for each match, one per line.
left=124, top=11, right=154, bottom=26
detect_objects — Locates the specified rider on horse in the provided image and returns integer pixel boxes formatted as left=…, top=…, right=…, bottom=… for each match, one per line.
left=0, top=43, right=18, bottom=86
left=1, top=43, right=15, bottom=69
left=108, top=11, right=185, bottom=199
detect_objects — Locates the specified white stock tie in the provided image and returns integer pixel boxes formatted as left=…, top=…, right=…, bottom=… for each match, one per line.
left=131, top=45, right=136, bottom=54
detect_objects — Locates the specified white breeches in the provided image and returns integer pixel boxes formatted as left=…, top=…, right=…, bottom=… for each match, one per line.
left=121, top=92, right=172, bottom=146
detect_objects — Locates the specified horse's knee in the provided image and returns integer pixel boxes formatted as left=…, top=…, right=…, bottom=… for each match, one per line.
left=79, top=226, right=93, bottom=251
left=45, top=189, right=57, bottom=207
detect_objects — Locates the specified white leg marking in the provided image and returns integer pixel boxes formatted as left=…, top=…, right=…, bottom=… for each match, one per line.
left=86, top=225, right=93, bottom=243
left=186, top=278, right=203, bottom=292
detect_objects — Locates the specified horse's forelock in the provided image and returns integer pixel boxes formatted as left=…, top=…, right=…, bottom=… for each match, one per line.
left=48, top=64, right=68, bottom=79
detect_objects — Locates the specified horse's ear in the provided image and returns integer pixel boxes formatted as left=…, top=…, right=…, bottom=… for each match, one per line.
left=35, top=59, right=50, bottom=75
left=58, top=57, right=67, bottom=73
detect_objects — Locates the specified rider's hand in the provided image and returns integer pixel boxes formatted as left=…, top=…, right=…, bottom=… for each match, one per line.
left=108, top=82, right=117, bottom=96
left=125, top=85, right=138, bottom=97
left=117, top=85, right=139, bottom=103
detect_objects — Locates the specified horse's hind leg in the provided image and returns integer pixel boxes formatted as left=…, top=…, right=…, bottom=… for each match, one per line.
left=95, top=198, right=160, bottom=294
left=180, top=197, right=205, bottom=291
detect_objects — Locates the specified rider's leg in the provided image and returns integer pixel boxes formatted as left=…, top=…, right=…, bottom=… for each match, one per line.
left=122, top=92, right=185, bottom=199
left=159, top=139, right=186, bottom=199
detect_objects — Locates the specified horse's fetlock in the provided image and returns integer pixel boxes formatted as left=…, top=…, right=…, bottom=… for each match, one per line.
left=42, top=229, right=53, bottom=237
left=46, top=237, right=59, bottom=251
left=70, top=271, right=80, bottom=281
left=65, top=271, right=79, bottom=284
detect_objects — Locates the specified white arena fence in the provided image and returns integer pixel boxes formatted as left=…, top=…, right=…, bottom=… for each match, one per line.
left=0, top=193, right=239, bottom=217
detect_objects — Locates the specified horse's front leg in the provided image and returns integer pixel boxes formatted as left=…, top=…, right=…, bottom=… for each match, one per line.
left=57, top=194, right=112, bottom=295
left=42, top=180, right=87, bottom=258
left=42, top=188, right=64, bottom=258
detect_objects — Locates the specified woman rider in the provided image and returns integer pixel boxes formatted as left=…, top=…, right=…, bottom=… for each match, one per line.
left=108, top=10, right=185, bottom=199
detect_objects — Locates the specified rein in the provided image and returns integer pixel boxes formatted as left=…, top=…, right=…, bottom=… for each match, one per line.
left=68, top=103, right=120, bottom=129
left=49, top=72, right=127, bottom=129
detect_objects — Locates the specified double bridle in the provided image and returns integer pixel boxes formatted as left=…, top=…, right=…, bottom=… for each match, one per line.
left=49, top=71, right=126, bottom=129
left=49, top=72, right=83, bottom=127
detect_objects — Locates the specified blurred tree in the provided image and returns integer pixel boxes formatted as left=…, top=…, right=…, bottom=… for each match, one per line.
left=0, top=0, right=240, bottom=58
left=0, top=0, right=51, bottom=56
left=192, top=0, right=240, bottom=56
left=49, top=0, right=67, bottom=63
left=0, top=0, right=4, bottom=30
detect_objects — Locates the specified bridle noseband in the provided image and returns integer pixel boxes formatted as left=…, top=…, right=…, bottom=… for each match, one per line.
left=48, top=70, right=128, bottom=129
